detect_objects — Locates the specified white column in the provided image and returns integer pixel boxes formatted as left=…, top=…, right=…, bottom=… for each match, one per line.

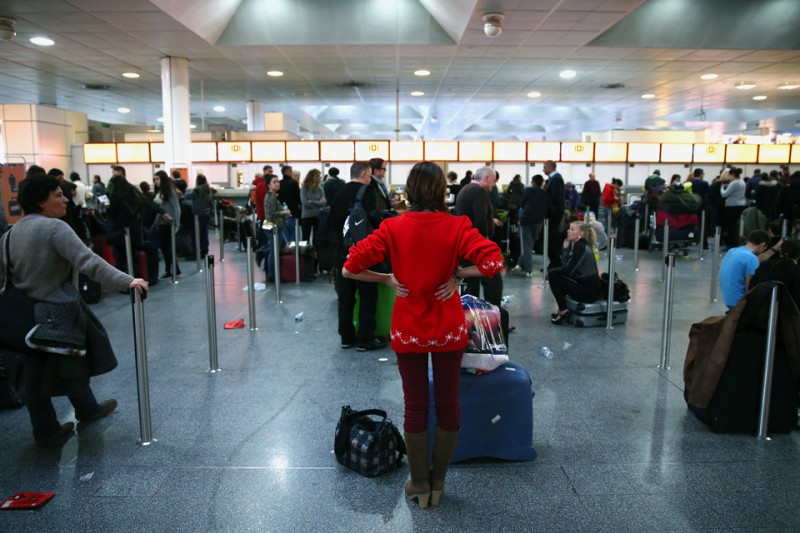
left=160, top=57, right=191, bottom=171
left=246, top=100, right=264, bottom=131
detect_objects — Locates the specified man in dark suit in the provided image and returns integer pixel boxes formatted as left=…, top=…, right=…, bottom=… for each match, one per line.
left=455, top=166, right=503, bottom=306
left=278, top=164, right=301, bottom=243
left=543, top=160, right=565, bottom=267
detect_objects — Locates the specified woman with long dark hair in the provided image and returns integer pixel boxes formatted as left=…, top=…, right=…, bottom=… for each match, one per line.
left=153, top=170, right=182, bottom=278
left=188, top=174, right=213, bottom=257
left=342, top=161, right=503, bottom=508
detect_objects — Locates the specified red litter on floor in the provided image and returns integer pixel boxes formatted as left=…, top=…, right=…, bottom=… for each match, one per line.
left=224, top=319, right=246, bottom=329
left=1, top=492, right=55, bottom=510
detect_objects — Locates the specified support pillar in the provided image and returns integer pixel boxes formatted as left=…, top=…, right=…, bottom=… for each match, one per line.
left=160, top=56, right=191, bottom=171
left=246, top=100, right=265, bottom=131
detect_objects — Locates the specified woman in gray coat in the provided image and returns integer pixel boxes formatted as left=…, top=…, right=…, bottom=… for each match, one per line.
left=300, top=168, right=326, bottom=244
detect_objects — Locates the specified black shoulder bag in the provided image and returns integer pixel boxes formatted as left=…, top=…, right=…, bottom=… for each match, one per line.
left=0, top=231, right=38, bottom=354
left=334, top=405, right=406, bottom=477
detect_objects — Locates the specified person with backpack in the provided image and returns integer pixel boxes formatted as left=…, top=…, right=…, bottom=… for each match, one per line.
left=330, top=162, right=387, bottom=351
left=187, top=174, right=214, bottom=257
left=342, top=161, right=503, bottom=508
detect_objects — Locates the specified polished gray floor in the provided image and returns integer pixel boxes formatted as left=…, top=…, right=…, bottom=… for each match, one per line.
left=1, top=231, right=799, bottom=533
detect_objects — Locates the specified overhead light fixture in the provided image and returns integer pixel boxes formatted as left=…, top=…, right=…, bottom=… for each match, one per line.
left=753, top=95, right=767, bottom=101
left=266, top=70, right=284, bottom=77
left=122, top=72, right=140, bottom=79
left=0, top=16, right=17, bottom=41
left=527, top=91, right=542, bottom=98
left=641, top=93, right=656, bottom=99
left=778, top=83, right=799, bottom=90
left=190, top=124, right=197, bottom=129
left=700, top=73, right=718, bottom=80
left=735, top=82, right=756, bottom=90
left=414, top=69, right=431, bottom=77
left=559, top=70, right=576, bottom=79
left=213, top=105, right=225, bottom=112
left=156, top=117, right=164, bottom=122
left=482, top=13, right=504, bottom=38
left=411, top=91, right=424, bottom=96
left=117, top=107, right=130, bottom=114
left=30, top=36, right=55, bottom=46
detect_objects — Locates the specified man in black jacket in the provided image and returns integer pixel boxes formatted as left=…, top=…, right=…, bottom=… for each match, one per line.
left=278, top=164, right=301, bottom=243
left=543, top=160, right=565, bottom=267
left=329, top=161, right=386, bottom=352
left=455, top=166, right=503, bottom=305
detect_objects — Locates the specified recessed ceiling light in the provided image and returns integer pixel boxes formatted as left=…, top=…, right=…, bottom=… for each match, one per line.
left=778, top=83, right=800, bottom=90
left=267, top=70, right=284, bottom=77
left=117, top=107, right=130, bottom=114
left=735, top=82, right=757, bottom=90
left=414, top=69, right=431, bottom=76
left=411, top=91, right=424, bottom=96
left=30, top=36, right=54, bottom=46
left=213, top=105, right=225, bottom=112
left=527, top=91, right=542, bottom=98
left=753, top=95, right=767, bottom=101
left=641, top=93, right=656, bottom=99
left=156, top=117, right=164, bottom=123
left=190, top=124, right=197, bottom=129
left=700, top=73, right=718, bottom=80
left=559, top=70, right=576, bottom=79
left=122, top=72, right=140, bottom=79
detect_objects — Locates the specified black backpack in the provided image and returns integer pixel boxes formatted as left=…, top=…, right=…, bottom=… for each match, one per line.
left=342, top=185, right=372, bottom=249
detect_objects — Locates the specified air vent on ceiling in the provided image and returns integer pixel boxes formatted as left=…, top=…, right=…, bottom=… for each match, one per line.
left=601, top=83, right=625, bottom=89
left=84, top=84, right=111, bottom=90
left=340, top=81, right=368, bottom=89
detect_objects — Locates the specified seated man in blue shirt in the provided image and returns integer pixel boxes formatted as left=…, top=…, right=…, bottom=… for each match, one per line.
left=719, top=229, right=769, bottom=309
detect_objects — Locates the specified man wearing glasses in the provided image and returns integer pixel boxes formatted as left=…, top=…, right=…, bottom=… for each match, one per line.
left=369, top=158, right=391, bottom=207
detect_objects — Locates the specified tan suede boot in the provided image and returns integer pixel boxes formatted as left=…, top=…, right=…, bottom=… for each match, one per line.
left=429, top=427, right=459, bottom=506
left=403, top=431, right=431, bottom=508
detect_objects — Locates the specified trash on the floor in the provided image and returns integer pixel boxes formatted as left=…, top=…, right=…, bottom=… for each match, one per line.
left=1, top=492, right=56, bottom=510
left=294, top=312, right=304, bottom=322
left=501, top=295, right=513, bottom=304
left=540, top=346, right=554, bottom=359
left=242, top=283, right=267, bottom=291
left=224, top=319, right=245, bottom=329
left=79, top=473, right=94, bottom=482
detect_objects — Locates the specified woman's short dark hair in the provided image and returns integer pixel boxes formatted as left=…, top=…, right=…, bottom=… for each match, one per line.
left=18, top=174, right=61, bottom=215
left=265, top=174, right=279, bottom=186
left=406, top=161, right=447, bottom=213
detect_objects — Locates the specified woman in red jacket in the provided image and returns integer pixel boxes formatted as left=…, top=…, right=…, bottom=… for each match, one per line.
left=601, top=178, right=622, bottom=233
left=343, top=161, right=503, bottom=508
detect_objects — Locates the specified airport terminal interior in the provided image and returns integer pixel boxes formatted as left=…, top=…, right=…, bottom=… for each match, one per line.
left=1, top=232, right=800, bottom=532
left=1, top=0, right=800, bottom=531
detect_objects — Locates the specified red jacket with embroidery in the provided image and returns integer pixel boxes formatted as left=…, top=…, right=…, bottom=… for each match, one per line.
left=344, top=211, right=504, bottom=353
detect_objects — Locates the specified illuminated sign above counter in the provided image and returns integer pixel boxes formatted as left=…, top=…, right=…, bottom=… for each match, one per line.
left=82, top=141, right=795, bottom=165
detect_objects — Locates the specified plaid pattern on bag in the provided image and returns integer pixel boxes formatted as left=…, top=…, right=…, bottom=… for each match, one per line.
left=334, top=406, right=406, bottom=477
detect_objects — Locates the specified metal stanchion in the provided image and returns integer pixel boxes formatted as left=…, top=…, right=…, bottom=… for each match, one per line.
left=781, top=218, right=788, bottom=240
left=710, top=226, right=721, bottom=302
left=633, top=215, right=640, bottom=272
left=756, top=285, right=781, bottom=439
left=606, top=236, right=617, bottom=330
left=219, top=219, right=225, bottom=263
left=606, top=207, right=612, bottom=237
left=206, top=255, right=220, bottom=372
left=661, top=219, right=670, bottom=282
left=194, top=214, right=203, bottom=272
left=246, top=237, right=257, bottom=331
left=237, top=217, right=244, bottom=252
left=505, top=217, right=511, bottom=254
left=273, top=230, right=282, bottom=303
left=541, top=219, right=549, bottom=287
left=658, top=253, right=676, bottom=369
left=131, top=288, right=154, bottom=445
left=643, top=203, right=650, bottom=233
left=124, top=227, right=135, bottom=277
left=170, top=219, right=178, bottom=284
left=739, top=216, right=745, bottom=245
left=294, top=221, right=301, bottom=285
left=698, top=210, right=706, bottom=260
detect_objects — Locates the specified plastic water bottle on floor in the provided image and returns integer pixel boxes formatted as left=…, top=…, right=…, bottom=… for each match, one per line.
left=294, top=312, right=304, bottom=322
left=540, top=346, right=554, bottom=359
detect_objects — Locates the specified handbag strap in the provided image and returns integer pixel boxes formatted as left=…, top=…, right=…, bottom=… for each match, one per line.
left=343, top=408, right=387, bottom=424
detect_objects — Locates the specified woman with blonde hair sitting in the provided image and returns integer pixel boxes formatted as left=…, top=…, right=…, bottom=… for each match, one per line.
left=547, top=220, right=602, bottom=325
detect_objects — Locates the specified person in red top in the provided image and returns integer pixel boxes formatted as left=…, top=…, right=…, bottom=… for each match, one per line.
left=601, top=178, right=622, bottom=233
left=343, top=161, right=503, bottom=509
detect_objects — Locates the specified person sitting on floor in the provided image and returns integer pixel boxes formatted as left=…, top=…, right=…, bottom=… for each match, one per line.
left=547, top=221, right=602, bottom=325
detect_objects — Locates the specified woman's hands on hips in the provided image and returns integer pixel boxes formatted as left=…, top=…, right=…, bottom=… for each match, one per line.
left=384, top=273, right=409, bottom=298
left=129, top=278, right=149, bottom=294
left=435, top=275, right=459, bottom=301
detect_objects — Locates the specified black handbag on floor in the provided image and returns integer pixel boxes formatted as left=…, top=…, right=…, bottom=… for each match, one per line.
left=0, top=232, right=37, bottom=354
left=334, top=406, right=406, bottom=477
